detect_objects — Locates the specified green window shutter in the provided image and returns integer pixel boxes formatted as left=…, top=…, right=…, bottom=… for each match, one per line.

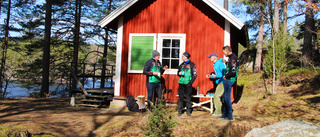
left=129, top=35, right=155, bottom=73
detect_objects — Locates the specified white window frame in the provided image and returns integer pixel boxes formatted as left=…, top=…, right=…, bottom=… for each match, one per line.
left=157, top=33, right=186, bottom=75
left=128, top=33, right=157, bottom=73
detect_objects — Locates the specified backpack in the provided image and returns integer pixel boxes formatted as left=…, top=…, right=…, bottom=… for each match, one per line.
left=126, top=95, right=139, bottom=112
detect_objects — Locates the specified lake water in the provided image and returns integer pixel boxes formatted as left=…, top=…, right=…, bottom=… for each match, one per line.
left=3, top=78, right=114, bottom=98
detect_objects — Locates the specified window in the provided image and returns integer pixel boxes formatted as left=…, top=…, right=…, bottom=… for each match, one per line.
left=128, top=33, right=185, bottom=74
left=128, top=34, right=156, bottom=73
left=158, top=34, right=186, bottom=74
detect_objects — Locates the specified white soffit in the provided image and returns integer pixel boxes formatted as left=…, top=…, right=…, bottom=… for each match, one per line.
left=202, top=0, right=244, bottom=30
left=99, top=0, right=138, bottom=27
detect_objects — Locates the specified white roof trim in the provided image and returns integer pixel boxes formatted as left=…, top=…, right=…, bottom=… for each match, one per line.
left=202, top=0, right=244, bottom=30
left=99, top=0, right=245, bottom=30
left=99, top=0, right=138, bottom=27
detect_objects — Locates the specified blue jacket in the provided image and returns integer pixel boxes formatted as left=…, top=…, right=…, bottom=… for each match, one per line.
left=213, top=58, right=226, bottom=84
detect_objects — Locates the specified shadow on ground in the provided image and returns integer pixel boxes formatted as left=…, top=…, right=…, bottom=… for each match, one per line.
left=288, top=74, right=320, bottom=97
left=233, top=85, right=244, bottom=104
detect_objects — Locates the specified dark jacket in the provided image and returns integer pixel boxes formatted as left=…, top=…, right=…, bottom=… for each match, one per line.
left=224, top=53, right=239, bottom=82
left=143, top=58, right=165, bottom=83
left=177, top=60, right=197, bottom=85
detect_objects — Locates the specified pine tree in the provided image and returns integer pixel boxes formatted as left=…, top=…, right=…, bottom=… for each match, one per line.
left=144, top=100, right=176, bottom=137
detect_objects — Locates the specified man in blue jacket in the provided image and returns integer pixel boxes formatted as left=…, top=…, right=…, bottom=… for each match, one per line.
left=206, top=52, right=225, bottom=116
left=143, top=50, right=168, bottom=111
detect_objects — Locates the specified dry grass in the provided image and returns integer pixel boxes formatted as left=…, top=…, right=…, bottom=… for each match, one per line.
left=0, top=69, right=319, bottom=137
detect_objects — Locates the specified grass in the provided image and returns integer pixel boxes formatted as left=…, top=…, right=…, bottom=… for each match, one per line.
left=0, top=125, right=35, bottom=137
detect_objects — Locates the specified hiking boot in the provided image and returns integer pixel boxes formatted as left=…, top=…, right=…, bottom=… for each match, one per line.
left=222, top=117, right=234, bottom=121
left=212, top=113, right=222, bottom=116
left=178, top=112, right=182, bottom=116
left=187, top=112, right=191, bottom=116
left=218, top=116, right=227, bottom=119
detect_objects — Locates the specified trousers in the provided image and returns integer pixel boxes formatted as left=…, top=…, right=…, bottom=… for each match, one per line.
left=178, top=84, right=192, bottom=113
left=222, top=79, right=235, bottom=119
left=146, top=82, right=162, bottom=110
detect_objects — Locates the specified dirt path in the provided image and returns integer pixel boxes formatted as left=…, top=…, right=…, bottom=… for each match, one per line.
left=0, top=97, right=260, bottom=137
left=0, top=98, right=136, bottom=137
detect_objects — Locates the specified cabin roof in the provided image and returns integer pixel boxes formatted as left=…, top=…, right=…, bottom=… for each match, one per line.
left=99, top=0, right=244, bottom=29
left=98, top=0, right=249, bottom=47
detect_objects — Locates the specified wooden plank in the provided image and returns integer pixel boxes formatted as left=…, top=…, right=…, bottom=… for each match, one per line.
left=77, top=104, right=100, bottom=108
left=77, top=75, right=114, bottom=78
left=70, top=69, right=88, bottom=95
left=72, top=88, right=114, bottom=94
left=85, top=95, right=109, bottom=98
left=81, top=99, right=104, bottom=103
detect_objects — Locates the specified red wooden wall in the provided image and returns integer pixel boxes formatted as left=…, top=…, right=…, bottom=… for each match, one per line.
left=118, top=0, right=237, bottom=102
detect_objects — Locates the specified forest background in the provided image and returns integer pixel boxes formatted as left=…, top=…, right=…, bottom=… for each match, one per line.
left=0, top=0, right=319, bottom=98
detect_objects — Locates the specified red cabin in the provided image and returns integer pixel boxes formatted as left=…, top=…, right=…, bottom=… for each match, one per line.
left=99, top=0, right=248, bottom=102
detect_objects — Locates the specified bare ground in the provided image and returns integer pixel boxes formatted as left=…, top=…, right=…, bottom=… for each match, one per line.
left=1, top=72, right=320, bottom=137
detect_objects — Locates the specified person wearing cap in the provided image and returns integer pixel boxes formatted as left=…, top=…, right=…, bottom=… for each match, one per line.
left=206, top=52, right=225, bottom=116
left=177, top=52, right=197, bottom=116
left=143, top=50, right=168, bottom=111
left=218, top=46, right=239, bottom=121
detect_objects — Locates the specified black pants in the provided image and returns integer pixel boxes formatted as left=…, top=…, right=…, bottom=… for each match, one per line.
left=178, top=84, right=192, bottom=113
left=146, top=83, right=162, bottom=110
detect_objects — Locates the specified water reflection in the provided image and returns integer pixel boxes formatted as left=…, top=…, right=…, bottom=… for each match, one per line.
left=3, top=78, right=114, bottom=99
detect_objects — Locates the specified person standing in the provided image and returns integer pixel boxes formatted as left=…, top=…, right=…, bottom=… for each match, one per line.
left=143, top=50, right=168, bottom=111
left=177, top=52, right=197, bottom=116
left=218, top=46, right=239, bottom=121
left=206, top=52, right=225, bottom=116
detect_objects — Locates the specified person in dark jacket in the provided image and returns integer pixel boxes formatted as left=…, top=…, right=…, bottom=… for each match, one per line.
left=143, top=50, right=168, bottom=111
left=177, top=52, right=197, bottom=116
left=218, top=46, right=239, bottom=121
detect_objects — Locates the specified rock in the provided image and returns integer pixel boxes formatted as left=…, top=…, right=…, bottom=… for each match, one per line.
left=245, top=119, right=320, bottom=137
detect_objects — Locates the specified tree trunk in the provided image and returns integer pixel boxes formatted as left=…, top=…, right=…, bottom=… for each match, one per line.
left=100, top=27, right=109, bottom=88
left=283, top=0, right=288, bottom=35
left=302, top=0, right=314, bottom=67
left=40, top=0, right=52, bottom=97
left=274, top=0, right=279, bottom=34
left=254, top=6, right=265, bottom=73
left=100, top=0, right=112, bottom=88
left=72, top=0, right=81, bottom=90
left=0, top=0, right=11, bottom=98
left=0, top=1, right=2, bottom=18
left=314, top=26, right=319, bottom=64
left=268, top=0, right=273, bottom=36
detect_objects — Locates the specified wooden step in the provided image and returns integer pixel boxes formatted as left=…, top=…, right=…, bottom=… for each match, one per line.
left=81, top=99, right=105, bottom=103
left=85, top=95, right=113, bottom=101
left=85, top=95, right=108, bottom=98
left=77, top=104, right=100, bottom=108
left=71, top=88, right=114, bottom=95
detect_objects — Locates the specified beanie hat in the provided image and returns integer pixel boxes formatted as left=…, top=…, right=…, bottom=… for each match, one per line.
left=208, top=53, right=218, bottom=58
left=183, top=52, right=191, bottom=59
left=152, top=50, right=160, bottom=57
